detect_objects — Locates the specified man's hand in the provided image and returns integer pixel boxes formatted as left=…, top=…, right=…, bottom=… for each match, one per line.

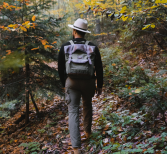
left=96, top=88, right=102, bottom=96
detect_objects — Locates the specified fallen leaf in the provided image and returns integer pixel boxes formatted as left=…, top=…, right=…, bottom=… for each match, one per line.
left=135, top=89, right=141, bottom=93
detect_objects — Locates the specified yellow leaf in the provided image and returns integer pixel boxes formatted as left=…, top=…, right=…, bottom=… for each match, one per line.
left=155, top=0, right=167, bottom=3
left=6, top=50, right=11, bottom=55
left=15, top=7, right=22, bottom=10
left=8, top=24, right=15, bottom=28
left=44, top=45, right=53, bottom=49
left=142, top=24, right=150, bottom=30
left=41, top=39, right=48, bottom=45
left=31, top=47, right=39, bottom=50
left=120, top=6, right=127, bottom=14
left=3, top=2, right=9, bottom=8
left=44, top=45, right=49, bottom=49
left=151, top=24, right=155, bottom=28
left=52, top=41, right=57, bottom=44
left=20, top=26, right=27, bottom=32
left=32, top=15, right=36, bottom=21
left=135, top=89, right=141, bottom=93
left=121, top=15, right=128, bottom=21
left=22, top=21, right=30, bottom=28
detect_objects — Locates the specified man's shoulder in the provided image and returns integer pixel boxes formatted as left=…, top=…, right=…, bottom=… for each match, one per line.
left=61, top=40, right=99, bottom=48
left=87, top=41, right=98, bottom=47
left=61, top=41, right=71, bottom=48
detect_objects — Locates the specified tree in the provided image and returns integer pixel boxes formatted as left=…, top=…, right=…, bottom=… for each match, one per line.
left=0, top=0, right=64, bottom=123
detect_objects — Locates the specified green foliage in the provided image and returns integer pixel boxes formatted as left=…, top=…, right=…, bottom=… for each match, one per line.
left=88, top=102, right=167, bottom=153
left=19, top=142, right=40, bottom=154
left=0, top=0, right=66, bottom=116
left=37, top=129, right=46, bottom=134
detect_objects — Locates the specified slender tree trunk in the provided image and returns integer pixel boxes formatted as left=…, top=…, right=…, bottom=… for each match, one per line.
left=25, top=60, right=30, bottom=124
left=30, top=90, right=39, bottom=117
left=22, top=0, right=29, bottom=124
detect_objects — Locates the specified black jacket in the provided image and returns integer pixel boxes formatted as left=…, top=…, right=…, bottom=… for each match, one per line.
left=58, top=38, right=103, bottom=88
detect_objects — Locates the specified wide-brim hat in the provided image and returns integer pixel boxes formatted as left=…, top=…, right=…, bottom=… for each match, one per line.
left=68, top=18, right=91, bottom=33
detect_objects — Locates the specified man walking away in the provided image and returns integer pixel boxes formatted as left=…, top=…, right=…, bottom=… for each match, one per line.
left=58, top=18, right=103, bottom=154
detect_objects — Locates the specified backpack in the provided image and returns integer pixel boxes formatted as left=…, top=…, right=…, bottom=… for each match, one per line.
left=64, top=40, right=96, bottom=79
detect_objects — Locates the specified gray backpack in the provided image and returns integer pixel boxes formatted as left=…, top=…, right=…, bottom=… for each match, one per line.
left=64, top=40, right=96, bottom=79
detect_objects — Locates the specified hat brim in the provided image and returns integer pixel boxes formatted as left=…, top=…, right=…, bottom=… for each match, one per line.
left=68, top=24, right=91, bottom=34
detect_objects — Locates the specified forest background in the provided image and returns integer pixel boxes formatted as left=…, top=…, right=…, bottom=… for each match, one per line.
left=0, top=0, right=167, bottom=153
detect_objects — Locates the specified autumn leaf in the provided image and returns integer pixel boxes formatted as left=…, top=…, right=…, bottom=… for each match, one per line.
left=120, top=6, right=127, bottom=14
left=44, top=45, right=53, bottom=50
left=135, top=89, right=141, bottom=93
left=6, top=50, right=11, bottom=55
left=41, top=39, right=48, bottom=45
left=155, top=0, right=167, bottom=3
left=3, top=2, right=9, bottom=8
left=32, top=15, right=36, bottom=21
left=151, top=24, right=155, bottom=28
left=142, top=24, right=150, bottom=30
left=22, top=21, right=30, bottom=28
left=52, top=41, right=57, bottom=44
left=0, top=26, right=4, bottom=29
left=20, top=26, right=27, bottom=32
left=31, top=47, right=39, bottom=50
left=121, top=15, right=128, bottom=21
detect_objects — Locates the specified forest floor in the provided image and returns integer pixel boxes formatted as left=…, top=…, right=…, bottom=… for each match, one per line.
left=0, top=91, right=121, bottom=154
left=0, top=89, right=167, bottom=154
left=1, top=43, right=167, bottom=154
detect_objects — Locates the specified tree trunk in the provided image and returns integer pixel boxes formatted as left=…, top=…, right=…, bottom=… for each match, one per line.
left=95, top=19, right=101, bottom=34
left=30, top=90, right=39, bottom=117
left=25, top=62, right=29, bottom=124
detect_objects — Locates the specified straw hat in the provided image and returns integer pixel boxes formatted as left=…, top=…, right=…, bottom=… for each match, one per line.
left=68, top=18, right=91, bottom=33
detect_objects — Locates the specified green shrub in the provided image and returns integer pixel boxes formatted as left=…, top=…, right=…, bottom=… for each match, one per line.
left=19, top=142, right=40, bottom=154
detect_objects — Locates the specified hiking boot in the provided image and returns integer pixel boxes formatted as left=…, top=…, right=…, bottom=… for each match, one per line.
left=73, top=148, right=81, bottom=154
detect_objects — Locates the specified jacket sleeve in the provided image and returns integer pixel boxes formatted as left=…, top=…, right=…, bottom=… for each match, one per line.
left=58, top=46, right=66, bottom=87
left=94, top=47, right=103, bottom=88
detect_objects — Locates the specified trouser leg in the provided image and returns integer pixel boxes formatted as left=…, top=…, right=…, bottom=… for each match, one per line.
left=81, top=79, right=95, bottom=133
left=67, top=88, right=81, bottom=148
left=82, top=96, right=92, bottom=133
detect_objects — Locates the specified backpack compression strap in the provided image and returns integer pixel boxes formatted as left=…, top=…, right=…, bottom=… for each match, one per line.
left=85, top=41, right=89, bottom=45
left=85, top=41, right=92, bottom=65
left=69, top=40, right=89, bottom=45
left=69, top=40, right=74, bottom=45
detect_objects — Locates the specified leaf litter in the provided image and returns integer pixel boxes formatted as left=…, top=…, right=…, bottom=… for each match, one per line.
left=0, top=91, right=167, bottom=153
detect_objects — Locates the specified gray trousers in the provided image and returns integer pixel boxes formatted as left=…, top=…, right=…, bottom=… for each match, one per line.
left=65, top=77, right=95, bottom=148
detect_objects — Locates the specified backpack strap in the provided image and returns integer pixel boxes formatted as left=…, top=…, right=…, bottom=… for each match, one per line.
left=69, top=40, right=74, bottom=45
left=68, top=40, right=74, bottom=64
left=85, top=41, right=92, bottom=65
left=85, top=41, right=89, bottom=45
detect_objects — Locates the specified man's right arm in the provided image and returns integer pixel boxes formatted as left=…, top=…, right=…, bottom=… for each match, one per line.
left=58, top=46, right=66, bottom=87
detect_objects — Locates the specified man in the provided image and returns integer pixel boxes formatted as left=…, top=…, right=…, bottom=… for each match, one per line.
left=58, top=18, right=103, bottom=154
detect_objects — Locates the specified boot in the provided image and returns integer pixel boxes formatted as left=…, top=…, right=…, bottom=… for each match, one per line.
left=73, top=148, right=81, bottom=154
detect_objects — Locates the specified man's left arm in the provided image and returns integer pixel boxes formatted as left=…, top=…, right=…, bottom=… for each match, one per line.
left=94, top=46, right=103, bottom=95
left=58, top=46, right=66, bottom=87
